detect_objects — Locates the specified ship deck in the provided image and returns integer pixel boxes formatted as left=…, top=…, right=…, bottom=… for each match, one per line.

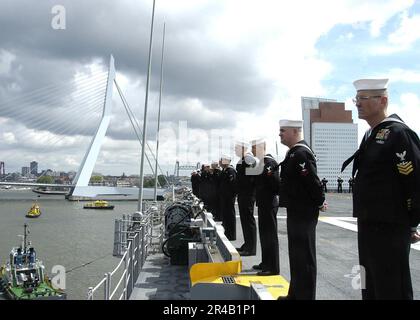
left=130, top=193, right=420, bottom=300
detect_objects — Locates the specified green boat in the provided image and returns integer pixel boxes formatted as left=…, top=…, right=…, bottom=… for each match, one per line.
left=0, top=224, right=66, bottom=300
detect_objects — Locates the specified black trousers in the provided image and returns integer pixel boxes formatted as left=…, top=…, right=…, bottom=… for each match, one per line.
left=238, top=194, right=256, bottom=253
left=257, top=205, right=279, bottom=274
left=208, top=198, right=221, bottom=221
left=286, top=208, right=318, bottom=300
left=220, top=195, right=236, bottom=241
left=357, top=220, right=413, bottom=300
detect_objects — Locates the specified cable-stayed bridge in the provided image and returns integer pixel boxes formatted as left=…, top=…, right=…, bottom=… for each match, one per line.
left=0, top=56, right=167, bottom=200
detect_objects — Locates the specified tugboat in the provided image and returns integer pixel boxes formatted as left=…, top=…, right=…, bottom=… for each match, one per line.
left=83, top=200, right=114, bottom=210
left=0, top=224, right=66, bottom=300
left=26, top=202, right=41, bottom=218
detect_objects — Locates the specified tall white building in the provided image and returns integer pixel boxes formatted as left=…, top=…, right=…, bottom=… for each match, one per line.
left=301, top=98, right=358, bottom=190
left=301, top=97, right=336, bottom=149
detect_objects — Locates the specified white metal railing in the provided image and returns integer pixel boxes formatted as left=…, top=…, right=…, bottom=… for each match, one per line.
left=87, top=202, right=165, bottom=300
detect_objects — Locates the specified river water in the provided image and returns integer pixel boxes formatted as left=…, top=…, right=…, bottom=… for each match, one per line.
left=0, top=189, right=139, bottom=300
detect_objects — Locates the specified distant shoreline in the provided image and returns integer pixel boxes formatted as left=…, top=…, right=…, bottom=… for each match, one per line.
left=0, top=187, right=31, bottom=191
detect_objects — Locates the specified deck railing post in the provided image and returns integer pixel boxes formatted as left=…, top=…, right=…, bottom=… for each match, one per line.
left=124, top=242, right=129, bottom=300
left=141, top=225, right=146, bottom=267
left=119, top=218, right=123, bottom=255
left=135, top=230, right=140, bottom=279
left=103, top=273, right=109, bottom=300
left=113, top=219, right=119, bottom=256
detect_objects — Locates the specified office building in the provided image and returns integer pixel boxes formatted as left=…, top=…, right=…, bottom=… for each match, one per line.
left=30, top=161, right=38, bottom=175
left=301, top=97, right=358, bottom=190
left=22, top=166, right=30, bottom=177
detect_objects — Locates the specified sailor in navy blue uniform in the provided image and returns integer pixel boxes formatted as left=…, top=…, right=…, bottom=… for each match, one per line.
left=348, top=177, right=354, bottom=193
left=198, top=164, right=213, bottom=211
left=321, top=178, right=328, bottom=193
left=190, top=170, right=200, bottom=197
left=337, top=176, right=343, bottom=193
left=210, top=161, right=222, bottom=221
left=342, top=78, right=420, bottom=300
left=278, top=119, right=326, bottom=300
left=251, top=139, right=281, bottom=276
left=219, top=155, right=237, bottom=240
left=235, top=141, right=257, bottom=256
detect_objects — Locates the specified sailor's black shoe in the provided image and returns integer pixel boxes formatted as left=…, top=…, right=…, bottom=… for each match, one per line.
left=257, top=270, right=278, bottom=276
left=239, top=250, right=256, bottom=257
left=252, top=263, right=263, bottom=270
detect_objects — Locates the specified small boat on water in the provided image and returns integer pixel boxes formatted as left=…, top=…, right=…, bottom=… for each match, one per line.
left=32, top=187, right=69, bottom=195
left=83, top=200, right=114, bottom=210
left=0, top=224, right=66, bottom=300
left=26, top=202, right=41, bottom=218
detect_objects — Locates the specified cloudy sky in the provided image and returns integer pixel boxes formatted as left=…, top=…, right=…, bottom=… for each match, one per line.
left=1, top=0, right=420, bottom=176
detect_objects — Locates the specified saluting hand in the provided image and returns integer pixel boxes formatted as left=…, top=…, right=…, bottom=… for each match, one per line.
left=319, top=201, right=328, bottom=212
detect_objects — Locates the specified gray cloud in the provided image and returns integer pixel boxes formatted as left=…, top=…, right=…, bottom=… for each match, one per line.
left=0, top=0, right=274, bottom=112
left=0, top=0, right=276, bottom=174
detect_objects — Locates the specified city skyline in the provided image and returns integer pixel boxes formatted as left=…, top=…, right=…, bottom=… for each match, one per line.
left=1, top=1, right=420, bottom=175
left=3, top=158, right=169, bottom=178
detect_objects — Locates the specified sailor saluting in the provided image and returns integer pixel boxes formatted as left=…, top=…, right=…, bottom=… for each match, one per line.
left=234, top=140, right=257, bottom=256
left=342, top=78, right=420, bottom=300
left=250, top=139, right=281, bottom=276
left=219, top=155, right=237, bottom=241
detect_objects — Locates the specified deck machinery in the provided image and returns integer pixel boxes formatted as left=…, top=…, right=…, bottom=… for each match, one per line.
left=162, top=190, right=289, bottom=300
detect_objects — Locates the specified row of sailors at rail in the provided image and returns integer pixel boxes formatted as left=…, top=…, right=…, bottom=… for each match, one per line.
left=191, top=160, right=232, bottom=225
left=191, top=150, right=262, bottom=213
left=190, top=145, right=266, bottom=242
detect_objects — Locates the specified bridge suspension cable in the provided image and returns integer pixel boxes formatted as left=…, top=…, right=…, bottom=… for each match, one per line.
left=0, top=58, right=169, bottom=188
left=0, top=69, right=109, bottom=154
left=114, top=79, right=158, bottom=184
left=114, top=79, right=169, bottom=186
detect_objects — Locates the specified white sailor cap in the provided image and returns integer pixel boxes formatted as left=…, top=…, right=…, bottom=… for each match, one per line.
left=220, top=154, right=231, bottom=160
left=251, top=138, right=265, bottom=146
left=220, top=154, right=231, bottom=165
left=353, top=78, right=389, bottom=91
left=235, top=140, right=250, bottom=148
left=279, top=119, right=303, bottom=128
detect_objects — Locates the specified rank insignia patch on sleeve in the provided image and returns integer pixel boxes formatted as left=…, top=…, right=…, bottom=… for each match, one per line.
left=397, top=161, right=414, bottom=175
left=407, top=198, right=412, bottom=210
